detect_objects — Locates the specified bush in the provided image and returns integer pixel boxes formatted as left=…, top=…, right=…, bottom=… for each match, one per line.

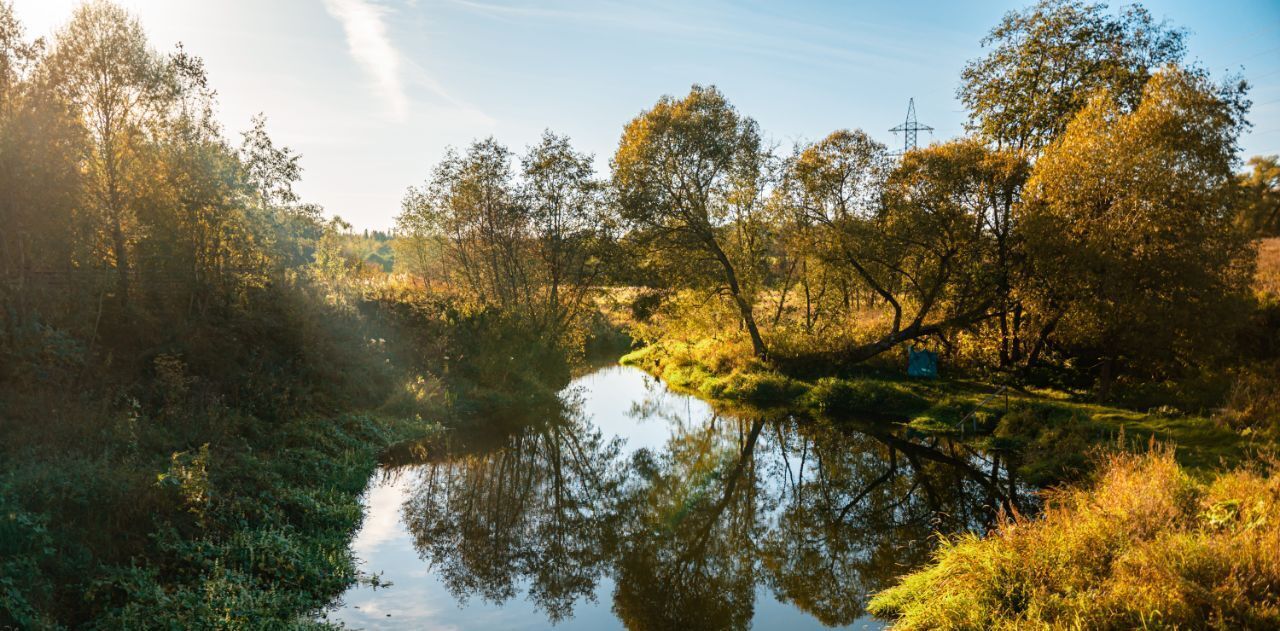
left=718, top=371, right=806, bottom=407
left=805, top=377, right=929, bottom=418
left=868, top=449, right=1280, bottom=630
left=1215, top=361, right=1280, bottom=436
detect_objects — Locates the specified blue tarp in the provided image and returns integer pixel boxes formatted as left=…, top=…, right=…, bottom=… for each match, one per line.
left=907, top=346, right=938, bottom=378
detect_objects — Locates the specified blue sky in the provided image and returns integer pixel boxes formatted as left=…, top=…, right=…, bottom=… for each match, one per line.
left=13, top=0, right=1280, bottom=229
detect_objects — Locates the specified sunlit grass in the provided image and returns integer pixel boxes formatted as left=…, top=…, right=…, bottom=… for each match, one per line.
left=868, top=449, right=1280, bottom=629
left=622, top=340, right=1252, bottom=484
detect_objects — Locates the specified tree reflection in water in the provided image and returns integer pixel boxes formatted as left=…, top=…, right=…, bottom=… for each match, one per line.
left=388, top=374, right=1022, bottom=629
left=398, top=391, right=626, bottom=623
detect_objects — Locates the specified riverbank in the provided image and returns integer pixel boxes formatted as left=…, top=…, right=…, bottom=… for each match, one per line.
left=623, top=340, right=1280, bottom=627
left=621, top=340, right=1255, bottom=486
left=868, top=448, right=1280, bottom=629
left=326, top=362, right=1006, bottom=629
left=0, top=411, right=439, bottom=628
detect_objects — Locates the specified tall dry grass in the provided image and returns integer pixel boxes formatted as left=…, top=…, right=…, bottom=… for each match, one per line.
left=869, top=448, right=1280, bottom=629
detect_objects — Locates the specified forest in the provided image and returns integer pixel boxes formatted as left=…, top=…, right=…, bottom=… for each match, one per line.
left=1, top=0, right=1278, bottom=628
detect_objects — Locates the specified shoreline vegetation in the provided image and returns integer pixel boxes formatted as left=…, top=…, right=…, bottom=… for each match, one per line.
left=868, top=449, right=1280, bottom=629
left=616, top=332, right=1280, bottom=628
left=619, top=339, right=1254, bottom=486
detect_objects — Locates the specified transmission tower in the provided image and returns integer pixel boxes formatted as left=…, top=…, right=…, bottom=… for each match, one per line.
left=889, top=98, right=933, bottom=155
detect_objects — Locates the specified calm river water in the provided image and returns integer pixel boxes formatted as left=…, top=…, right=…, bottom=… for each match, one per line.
left=324, top=365, right=1020, bottom=630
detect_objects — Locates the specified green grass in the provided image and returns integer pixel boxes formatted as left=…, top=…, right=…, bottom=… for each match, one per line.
left=867, top=449, right=1280, bottom=629
left=622, top=341, right=1253, bottom=485
left=0, top=413, right=438, bottom=629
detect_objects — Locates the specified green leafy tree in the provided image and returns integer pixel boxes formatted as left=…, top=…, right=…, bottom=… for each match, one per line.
left=0, top=1, right=83, bottom=289
left=239, top=114, right=320, bottom=268
left=400, top=138, right=530, bottom=312
left=522, top=130, right=610, bottom=337
left=399, top=133, right=609, bottom=340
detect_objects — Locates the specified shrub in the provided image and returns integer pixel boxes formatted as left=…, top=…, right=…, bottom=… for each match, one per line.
left=1216, top=361, right=1280, bottom=436
left=805, top=377, right=928, bottom=418
left=718, top=371, right=806, bottom=407
left=868, top=449, right=1280, bottom=630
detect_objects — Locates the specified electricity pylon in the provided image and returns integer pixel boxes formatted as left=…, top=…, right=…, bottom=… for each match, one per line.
left=889, top=98, right=933, bottom=155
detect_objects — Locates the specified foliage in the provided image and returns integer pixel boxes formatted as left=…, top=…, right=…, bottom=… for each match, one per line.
left=396, top=132, right=612, bottom=339
left=613, top=84, right=771, bottom=358
left=1237, top=155, right=1280, bottom=237
left=623, top=340, right=1249, bottom=486
left=869, top=449, right=1280, bottom=630
left=992, top=405, right=1093, bottom=486
left=1020, top=67, right=1255, bottom=393
left=1, top=0, right=1277, bottom=626
left=1214, top=361, right=1280, bottom=437
left=780, top=134, right=1030, bottom=364
left=959, top=0, right=1188, bottom=151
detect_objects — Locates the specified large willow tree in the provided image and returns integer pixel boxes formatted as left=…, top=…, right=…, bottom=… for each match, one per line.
left=781, top=132, right=1025, bottom=364
left=612, top=85, right=770, bottom=359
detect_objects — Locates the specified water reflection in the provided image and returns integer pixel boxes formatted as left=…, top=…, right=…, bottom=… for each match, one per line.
left=331, top=366, right=1024, bottom=630
left=399, top=396, right=624, bottom=623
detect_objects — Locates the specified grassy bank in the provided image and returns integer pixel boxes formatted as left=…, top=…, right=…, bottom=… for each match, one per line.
left=1, top=410, right=438, bottom=629
left=867, top=450, right=1280, bottom=629
left=621, top=340, right=1254, bottom=485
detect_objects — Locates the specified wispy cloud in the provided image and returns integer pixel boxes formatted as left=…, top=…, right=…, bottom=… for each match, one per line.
left=323, top=0, right=410, bottom=120
left=440, top=0, right=931, bottom=69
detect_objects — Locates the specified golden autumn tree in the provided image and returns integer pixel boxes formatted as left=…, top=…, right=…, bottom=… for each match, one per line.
left=960, top=0, right=1188, bottom=151
left=612, top=85, right=769, bottom=359
left=781, top=133, right=1026, bottom=364
left=1020, top=67, right=1254, bottom=396
left=44, top=0, right=175, bottom=309
left=1236, top=155, right=1280, bottom=237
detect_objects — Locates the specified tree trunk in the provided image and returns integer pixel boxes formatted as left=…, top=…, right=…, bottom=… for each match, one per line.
left=112, top=219, right=131, bottom=311
left=706, top=236, right=768, bottom=360
left=839, top=302, right=993, bottom=364
left=1097, top=356, right=1116, bottom=403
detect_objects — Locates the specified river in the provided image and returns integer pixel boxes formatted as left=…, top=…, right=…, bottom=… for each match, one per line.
left=323, top=364, right=1022, bottom=630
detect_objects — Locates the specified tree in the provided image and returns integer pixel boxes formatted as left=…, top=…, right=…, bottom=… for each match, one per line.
left=0, top=2, right=83, bottom=291
left=1020, top=67, right=1253, bottom=397
left=1236, top=155, right=1280, bottom=237
left=613, top=85, right=769, bottom=359
left=783, top=132, right=1013, bottom=363
left=139, top=46, right=268, bottom=309
left=239, top=114, right=319, bottom=269
left=400, top=138, right=527, bottom=309
left=398, top=133, right=608, bottom=340
left=960, top=0, right=1187, bottom=151
left=45, top=0, right=176, bottom=309
left=522, top=130, right=609, bottom=337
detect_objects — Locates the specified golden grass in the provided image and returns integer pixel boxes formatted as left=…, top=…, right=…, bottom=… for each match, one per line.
left=868, top=449, right=1280, bottom=629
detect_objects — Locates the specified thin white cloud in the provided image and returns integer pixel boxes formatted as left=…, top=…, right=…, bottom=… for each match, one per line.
left=323, top=0, right=410, bottom=120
